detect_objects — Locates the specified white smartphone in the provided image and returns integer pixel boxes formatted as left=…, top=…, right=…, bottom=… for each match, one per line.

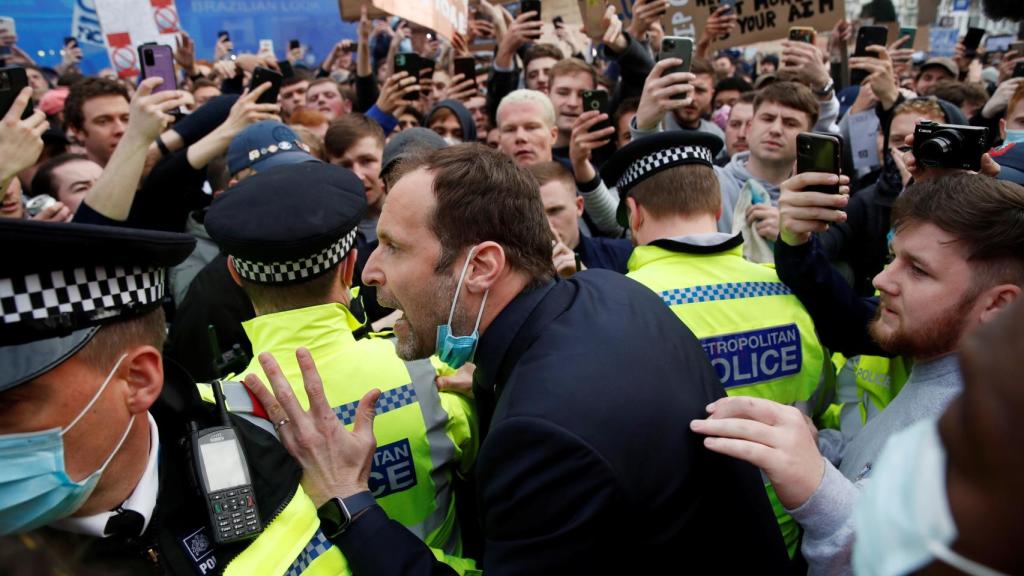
left=258, top=38, right=274, bottom=55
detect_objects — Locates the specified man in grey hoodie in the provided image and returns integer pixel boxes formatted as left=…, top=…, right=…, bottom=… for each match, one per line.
left=691, top=171, right=1024, bottom=575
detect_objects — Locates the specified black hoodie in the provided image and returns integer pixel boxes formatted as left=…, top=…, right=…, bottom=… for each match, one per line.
left=427, top=99, right=477, bottom=142
left=820, top=96, right=967, bottom=296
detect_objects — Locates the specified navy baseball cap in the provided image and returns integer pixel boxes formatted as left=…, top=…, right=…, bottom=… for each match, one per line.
left=990, top=141, right=1024, bottom=186
left=226, top=121, right=317, bottom=176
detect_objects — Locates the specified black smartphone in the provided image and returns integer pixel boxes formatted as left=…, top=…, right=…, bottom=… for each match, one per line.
left=963, top=27, right=985, bottom=56
left=553, top=15, right=564, bottom=28
left=898, top=26, right=916, bottom=47
left=521, top=0, right=541, bottom=21
left=1011, top=41, right=1024, bottom=56
left=789, top=27, right=816, bottom=44
left=417, top=56, right=436, bottom=79
left=217, top=30, right=230, bottom=42
left=520, top=0, right=542, bottom=40
left=719, top=0, right=736, bottom=14
left=797, top=133, right=842, bottom=194
left=659, top=36, right=693, bottom=100
left=190, top=382, right=262, bottom=545
left=854, top=25, right=888, bottom=56
left=277, top=59, right=294, bottom=79
left=851, top=26, right=888, bottom=84
left=288, top=38, right=300, bottom=51
left=582, top=90, right=610, bottom=132
left=249, top=66, right=283, bottom=105
left=453, top=56, right=476, bottom=83
left=394, top=53, right=421, bottom=100
left=0, top=66, right=32, bottom=119
left=1014, top=61, right=1024, bottom=79
left=138, top=43, right=178, bottom=93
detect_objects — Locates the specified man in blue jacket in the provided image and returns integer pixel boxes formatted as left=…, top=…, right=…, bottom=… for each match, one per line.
left=239, top=143, right=790, bottom=574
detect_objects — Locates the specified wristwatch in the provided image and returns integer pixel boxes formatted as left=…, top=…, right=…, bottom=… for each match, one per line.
left=812, top=78, right=835, bottom=97
left=317, top=491, right=377, bottom=539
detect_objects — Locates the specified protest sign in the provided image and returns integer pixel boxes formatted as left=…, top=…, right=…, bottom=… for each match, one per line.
left=578, top=0, right=843, bottom=49
left=94, top=0, right=181, bottom=77
left=848, top=110, right=881, bottom=174
left=929, top=26, right=959, bottom=57
left=339, top=0, right=468, bottom=40
left=71, top=0, right=104, bottom=46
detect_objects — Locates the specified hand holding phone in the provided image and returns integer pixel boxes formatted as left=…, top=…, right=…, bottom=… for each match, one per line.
left=789, top=27, right=816, bottom=44
left=453, top=57, right=476, bottom=83
left=963, top=27, right=985, bottom=57
left=0, top=68, right=34, bottom=120
left=659, top=37, right=694, bottom=100
left=796, top=133, right=842, bottom=194
left=851, top=26, right=888, bottom=85
left=138, top=44, right=178, bottom=93
left=249, top=66, right=283, bottom=105
left=582, top=90, right=610, bottom=132
left=394, top=53, right=421, bottom=101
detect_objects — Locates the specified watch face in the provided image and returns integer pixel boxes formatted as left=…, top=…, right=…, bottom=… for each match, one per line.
left=318, top=498, right=350, bottom=537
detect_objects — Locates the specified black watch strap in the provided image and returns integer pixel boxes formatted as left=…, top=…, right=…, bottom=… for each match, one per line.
left=342, top=491, right=376, bottom=518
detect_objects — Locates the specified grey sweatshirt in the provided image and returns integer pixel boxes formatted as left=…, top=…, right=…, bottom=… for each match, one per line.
left=788, top=354, right=963, bottom=575
left=713, top=152, right=782, bottom=233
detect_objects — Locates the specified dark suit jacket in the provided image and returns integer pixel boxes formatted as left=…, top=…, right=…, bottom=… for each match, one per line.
left=335, top=272, right=790, bottom=574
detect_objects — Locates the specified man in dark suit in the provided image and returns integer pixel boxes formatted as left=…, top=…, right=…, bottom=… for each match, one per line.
left=242, top=144, right=791, bottom=574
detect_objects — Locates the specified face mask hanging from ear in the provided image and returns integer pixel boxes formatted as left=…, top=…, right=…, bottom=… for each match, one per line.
left=0, top=354, right=135, bottom=535
left=435, top=247, right=489, bottom=369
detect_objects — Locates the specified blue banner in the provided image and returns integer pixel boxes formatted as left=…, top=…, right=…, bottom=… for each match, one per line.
left=4, top=0, right=356, bottom=75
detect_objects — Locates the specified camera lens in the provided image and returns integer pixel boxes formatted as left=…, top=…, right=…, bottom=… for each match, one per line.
left=918, top=129, right=963, bottom=168
left=665, top=40, right=675, bottom=48
left=144, top=50, right=155, bottom=67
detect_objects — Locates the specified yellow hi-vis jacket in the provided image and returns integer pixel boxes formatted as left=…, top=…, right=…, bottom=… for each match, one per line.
left=627, top=236, right=830, bottom=557
left=200, top=303, right=478, bottom=574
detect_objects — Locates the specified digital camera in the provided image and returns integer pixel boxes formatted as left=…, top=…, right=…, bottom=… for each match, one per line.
left=913, top=121, right=989, bottom=171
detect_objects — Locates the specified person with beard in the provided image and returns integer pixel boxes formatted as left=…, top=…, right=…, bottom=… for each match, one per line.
left=236, top=144, right=791, bottom=574
left=691, top=171, right=1024, bottom=575
left=632, top=58, right=725, bottom=144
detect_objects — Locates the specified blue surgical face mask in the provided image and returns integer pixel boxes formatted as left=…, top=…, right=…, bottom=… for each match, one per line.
left=1003, top=129, right=1024, bottom=145
left=0, top=354, right=136, bottom=535
left=853, top=418, right=1010, bottom=576
left=435, top=248, right=489, bottom=369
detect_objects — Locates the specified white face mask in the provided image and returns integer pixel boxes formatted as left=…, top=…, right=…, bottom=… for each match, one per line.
left=853, top=418, right=1010, bottom=576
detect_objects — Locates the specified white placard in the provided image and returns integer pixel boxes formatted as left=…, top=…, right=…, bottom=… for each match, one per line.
left=94, top=0, right=182, bottom=77
left=848, top=110, right=881, bottom=174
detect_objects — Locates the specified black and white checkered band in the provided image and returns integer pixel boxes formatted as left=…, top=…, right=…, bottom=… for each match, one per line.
left=616, top=145, right=715, bottom=192
left=232, top=227, right=359, bottom=285
left=0, top=265, right=165, bottom=336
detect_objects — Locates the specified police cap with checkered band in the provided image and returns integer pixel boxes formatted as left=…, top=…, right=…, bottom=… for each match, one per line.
left=205, top=162, right=367, bottom=286
left=0, top=219, right=195, bottom=390
left=600, top=131, right=723, bottom=228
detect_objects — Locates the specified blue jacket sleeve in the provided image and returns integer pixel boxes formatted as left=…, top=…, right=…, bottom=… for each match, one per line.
left=365, top=104, right=398, bottom=136
left=774, top=237, right=886, bottom=357
left=333, top=506, right=458, bottom=576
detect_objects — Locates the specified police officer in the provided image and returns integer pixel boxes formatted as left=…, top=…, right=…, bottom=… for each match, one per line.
left=201, top=162, right=478, bottom=573
left=0, top=218, right=337, bottom=574
left=602, top=131, right=829, bottom=557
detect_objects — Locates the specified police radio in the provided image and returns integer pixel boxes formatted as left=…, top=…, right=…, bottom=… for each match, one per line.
left=190, top=380, right=263, bottom=544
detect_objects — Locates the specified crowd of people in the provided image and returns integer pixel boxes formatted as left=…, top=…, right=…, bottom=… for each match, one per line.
left=2, top=0, right=1024, bottom=574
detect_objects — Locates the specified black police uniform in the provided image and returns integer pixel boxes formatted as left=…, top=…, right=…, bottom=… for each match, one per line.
left=0, top=219, right=306, bottom=575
